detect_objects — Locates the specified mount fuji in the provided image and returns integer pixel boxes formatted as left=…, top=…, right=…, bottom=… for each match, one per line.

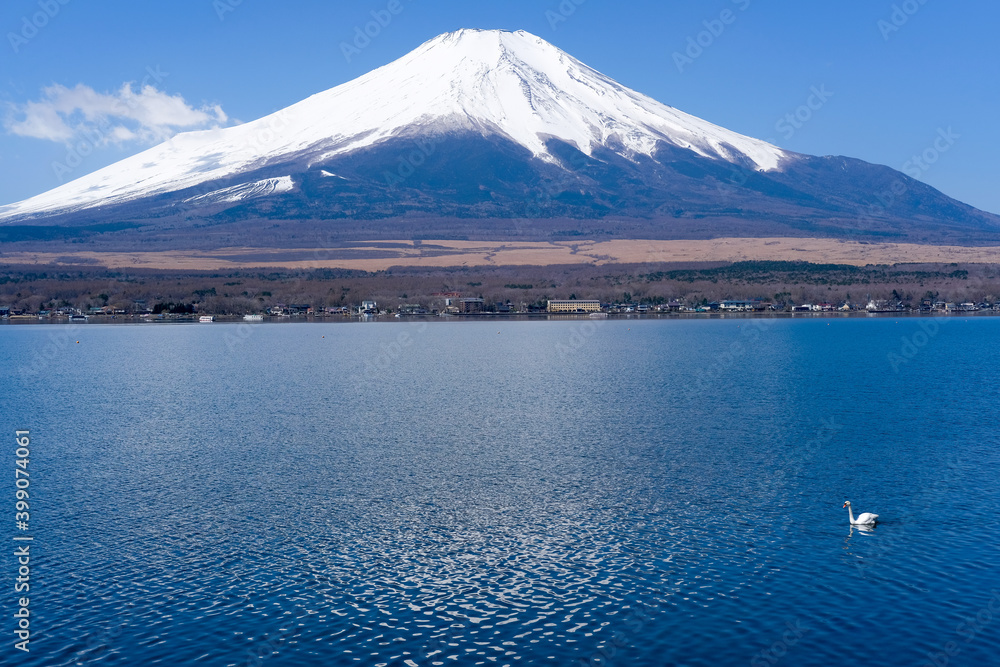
left=2, top=29, right=998, bottom=247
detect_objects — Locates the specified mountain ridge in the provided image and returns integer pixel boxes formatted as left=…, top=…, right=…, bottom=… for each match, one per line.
left=2, top=28, right=999, bottom=247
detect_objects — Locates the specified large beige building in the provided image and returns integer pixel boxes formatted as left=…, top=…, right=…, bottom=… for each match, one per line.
left=547, top=300, right=602, bottom=313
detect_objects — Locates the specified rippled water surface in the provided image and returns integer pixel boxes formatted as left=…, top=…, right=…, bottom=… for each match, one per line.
left=4, top=317, right=1000, bottom=666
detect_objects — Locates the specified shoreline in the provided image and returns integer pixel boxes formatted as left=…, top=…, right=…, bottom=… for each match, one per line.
left=3, top=310, right=997, bottom=326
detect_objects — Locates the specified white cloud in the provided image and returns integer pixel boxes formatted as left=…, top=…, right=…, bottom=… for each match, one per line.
left=4, top=83, right=228, bottom=146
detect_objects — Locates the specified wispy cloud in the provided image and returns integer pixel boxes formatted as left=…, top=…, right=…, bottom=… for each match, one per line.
left=4, top=83, right=228, bottom=145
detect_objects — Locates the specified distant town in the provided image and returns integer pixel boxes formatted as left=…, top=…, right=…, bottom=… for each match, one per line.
left=2, top=259, right=998, bottom=323
left=2, top=295, right=997, bottom=323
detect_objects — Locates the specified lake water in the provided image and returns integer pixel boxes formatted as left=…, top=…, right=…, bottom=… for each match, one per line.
left=3, top=317, right=999, bottom=666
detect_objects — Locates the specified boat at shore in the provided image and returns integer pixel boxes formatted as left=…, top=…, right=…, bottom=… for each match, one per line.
left=199, top=315, right=215, bottom=323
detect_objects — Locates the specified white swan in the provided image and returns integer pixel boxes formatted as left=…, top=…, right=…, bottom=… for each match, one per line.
left=843, top=501, right=878, bottom=525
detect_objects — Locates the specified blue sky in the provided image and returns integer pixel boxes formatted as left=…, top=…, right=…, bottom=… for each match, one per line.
left=1, top=0, right=998, bottom=213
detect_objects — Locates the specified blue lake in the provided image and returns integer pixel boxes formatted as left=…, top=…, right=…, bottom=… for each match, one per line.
left=3, top=317, right=1000, bottom=666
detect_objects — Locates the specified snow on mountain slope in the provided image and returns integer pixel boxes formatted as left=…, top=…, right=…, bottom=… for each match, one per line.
left=183, top=176, right=294, bottom=205
left=0, top=29, right=791, bottom=222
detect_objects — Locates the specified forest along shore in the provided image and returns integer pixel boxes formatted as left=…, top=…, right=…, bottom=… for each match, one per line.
left=1, top=260, right=997, bottom=319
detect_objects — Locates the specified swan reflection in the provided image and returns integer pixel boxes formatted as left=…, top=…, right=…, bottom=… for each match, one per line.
left=849, top=523, right=876, bottom=536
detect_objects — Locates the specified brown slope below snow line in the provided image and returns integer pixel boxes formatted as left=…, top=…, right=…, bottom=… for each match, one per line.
left=2, top=238, right=999, bottom=270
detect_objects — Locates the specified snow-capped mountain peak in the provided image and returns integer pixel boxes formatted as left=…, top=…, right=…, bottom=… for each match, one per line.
left=320, top=28, right=788, bottom=168
left=2, top=28, right=790, bottom=221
